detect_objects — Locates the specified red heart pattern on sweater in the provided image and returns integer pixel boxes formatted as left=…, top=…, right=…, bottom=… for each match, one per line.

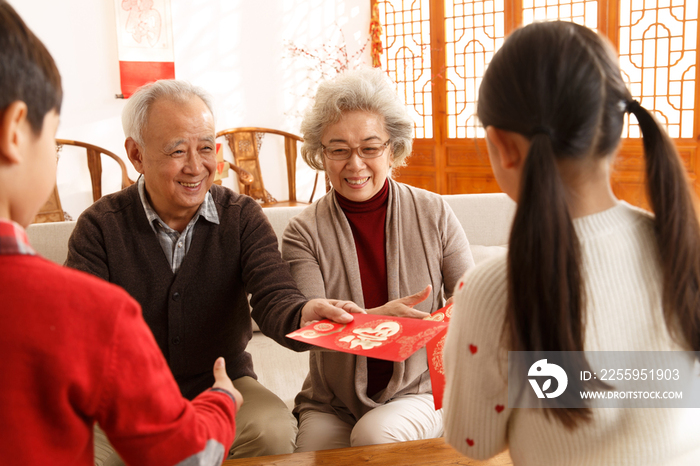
left=458, top=281, right=464, bottom=290
left=466, top=438, right=474, bottom=446
left=495, top=404, right=504, bottom=413
left=469, top=344, right=478, bottom=354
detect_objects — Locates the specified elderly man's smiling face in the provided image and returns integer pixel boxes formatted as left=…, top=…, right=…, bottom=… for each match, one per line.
left=127, top=95, right=216, bottom=231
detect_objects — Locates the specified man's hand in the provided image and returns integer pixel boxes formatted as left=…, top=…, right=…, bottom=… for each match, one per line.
left=366, top=285, right=432, bottom=319
left=212, top=357, right=244, bottom=409
left=300, top=299, right=365, bottom=328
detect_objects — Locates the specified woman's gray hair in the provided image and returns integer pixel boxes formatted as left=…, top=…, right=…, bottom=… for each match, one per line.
left=122, top=80, right=214, bottom=146
left=300, top=68, right=414, bottom=171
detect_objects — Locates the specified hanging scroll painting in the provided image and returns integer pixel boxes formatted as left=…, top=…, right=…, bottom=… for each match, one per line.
left=114, top=0, right=175, bottom=98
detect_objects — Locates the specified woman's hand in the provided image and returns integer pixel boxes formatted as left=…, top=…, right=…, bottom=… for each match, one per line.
left=212, top=357, right=244, bottom=409
left=366, top=285, right=432, bottom=319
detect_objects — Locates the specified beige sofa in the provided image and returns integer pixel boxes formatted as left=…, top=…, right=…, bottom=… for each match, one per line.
left=26, top=192, right=516, bottom=410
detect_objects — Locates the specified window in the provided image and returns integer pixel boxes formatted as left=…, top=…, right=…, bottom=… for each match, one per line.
left=619, top=0, right=697, bottom=138
left=372, top=0, right=700, bottom=207
left=381, top=1, right=434, bottom=138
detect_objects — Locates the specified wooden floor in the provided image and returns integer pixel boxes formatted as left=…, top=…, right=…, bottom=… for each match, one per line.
left=222, top=438, right=513, bottom=465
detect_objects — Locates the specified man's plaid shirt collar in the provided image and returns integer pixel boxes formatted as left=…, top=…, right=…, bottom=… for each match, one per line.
left=0, top=219, right=36, bottom=256
left=137, top=175, right=219, bottom=234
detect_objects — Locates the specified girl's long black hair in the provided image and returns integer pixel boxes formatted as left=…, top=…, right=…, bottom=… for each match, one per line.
left=477, top=21, right=700, bottom=429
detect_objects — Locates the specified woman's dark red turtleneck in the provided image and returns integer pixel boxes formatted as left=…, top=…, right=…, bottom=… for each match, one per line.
left=335, top=180, right=393, bottom=398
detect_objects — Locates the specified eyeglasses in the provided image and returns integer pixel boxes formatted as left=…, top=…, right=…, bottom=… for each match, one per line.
left=55, top=143, right=63, bottom=161
left=321, top=140, right=390, bottom=160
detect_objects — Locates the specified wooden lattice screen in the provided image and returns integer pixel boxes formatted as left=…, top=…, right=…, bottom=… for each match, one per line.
left=372, top=0, right=700, bottom=207
left=381, top=1, right=434, bottom=138
left=619, top=0, right=697, bottom=139
left=444, top=1, right=505, bottom=138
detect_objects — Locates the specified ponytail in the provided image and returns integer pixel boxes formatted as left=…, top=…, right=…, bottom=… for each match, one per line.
left=630, top=101, right=700, bottom=352
left=506, top=133, right=605, bottom=429
left=507, top=134, right=580, bottom=359
left=478, top=21, right=699, bottom=431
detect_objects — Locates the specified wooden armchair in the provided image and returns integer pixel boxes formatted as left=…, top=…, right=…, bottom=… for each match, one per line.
left=216, top=127, right=319, bottom=207
left=33, top=139, right=135, bottom=223
left=214, top=141, right=254, bottom=195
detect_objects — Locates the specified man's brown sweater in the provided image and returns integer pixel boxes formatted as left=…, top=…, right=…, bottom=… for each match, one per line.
left=66, top=184, right=308, bottom=399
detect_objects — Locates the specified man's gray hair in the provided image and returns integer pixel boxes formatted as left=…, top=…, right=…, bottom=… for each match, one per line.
left=122, top=80, right=215, bottom=146
left=300, top=67, right=414, bottom=171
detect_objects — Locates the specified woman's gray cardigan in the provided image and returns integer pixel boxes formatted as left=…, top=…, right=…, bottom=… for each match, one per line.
left=282, top=179, right=474, bottom=423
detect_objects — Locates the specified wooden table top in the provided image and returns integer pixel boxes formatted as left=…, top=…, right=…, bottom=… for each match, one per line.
left=222, top=437, right=513, bottom=465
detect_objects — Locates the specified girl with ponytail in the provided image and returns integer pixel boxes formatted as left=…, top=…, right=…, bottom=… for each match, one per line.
left=443, top=21, right=700, bottom=464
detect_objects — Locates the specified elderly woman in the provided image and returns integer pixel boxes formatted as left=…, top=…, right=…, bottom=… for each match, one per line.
left=282, top=68, right=475, bottom=452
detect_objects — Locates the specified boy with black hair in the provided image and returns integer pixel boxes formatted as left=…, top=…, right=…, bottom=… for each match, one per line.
left=0, top=2, right=242, bottom=464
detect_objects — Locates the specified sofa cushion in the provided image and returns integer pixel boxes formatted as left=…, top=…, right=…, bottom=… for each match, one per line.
left=442, top=193, right=515, bottom=246
left=25, top=221, right=77, bottom=265
left=470, top=244, right=507, bottom=264
left=248, top=333, right=308, bottom=410
left=26, top=194, right=517, bottom=264
left=263, top=205, right=306, bottom=246
left=25, top=193, right=517, bottom=412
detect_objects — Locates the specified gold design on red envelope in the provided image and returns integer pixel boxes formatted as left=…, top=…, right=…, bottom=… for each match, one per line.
left=424, top=304, right=452, bottom=322
left=426, top=304, right=452, bottom=410
left=314, top=322, right=335, bottom=332
left=397, top=326, right=445, bottom=360
left=288, top=322, right=346, bottom=339
left=337, top=320, right=401, bottom=350
left=424, top=312, right=445, bottom=322
left=431, top=334, right=447, bottom=375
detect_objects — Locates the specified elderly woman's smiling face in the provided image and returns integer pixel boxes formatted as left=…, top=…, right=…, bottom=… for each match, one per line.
left=322, top=111, right=393, bottom=202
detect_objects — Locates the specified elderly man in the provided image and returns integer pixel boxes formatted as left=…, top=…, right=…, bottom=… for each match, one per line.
left=65, top=80, right=359, bottom=461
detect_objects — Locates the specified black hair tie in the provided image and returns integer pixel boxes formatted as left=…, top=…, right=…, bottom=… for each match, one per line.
left=626, top=100, right=641, bottom=113
left=531, top=125, right=554, bottom=139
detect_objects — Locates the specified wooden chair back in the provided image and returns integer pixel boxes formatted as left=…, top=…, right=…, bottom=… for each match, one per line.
left=213, top=142, right=254, bottom=195
left=35, top=186, right=65, bottom=223
left=33, top=139, right=135, bottom=223
left=216, top=127, right=318, bottom=207
left=57, top=139, right=134, bottom=202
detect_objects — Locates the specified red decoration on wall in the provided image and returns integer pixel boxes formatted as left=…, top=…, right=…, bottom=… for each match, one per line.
left=370, top=2, right=383, bottom=68
left=118, top=61, right=175, bottom=98
left=114, top=0, right=175, bottom=98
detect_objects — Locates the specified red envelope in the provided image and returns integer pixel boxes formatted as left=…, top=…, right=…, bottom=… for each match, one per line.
left=287, top=313, right=448, bottom=362
left=424, top=304, right=453, bottom=410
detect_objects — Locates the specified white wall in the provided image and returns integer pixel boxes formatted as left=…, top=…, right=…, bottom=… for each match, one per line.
left=12, top=0, right=370, bottom=219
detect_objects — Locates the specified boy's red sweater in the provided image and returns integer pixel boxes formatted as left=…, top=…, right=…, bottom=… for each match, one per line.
left=0, top=253, right=236, bottom=465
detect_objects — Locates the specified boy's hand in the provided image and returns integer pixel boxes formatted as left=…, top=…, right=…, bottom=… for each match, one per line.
left=212, top=357, right=243, bottom=409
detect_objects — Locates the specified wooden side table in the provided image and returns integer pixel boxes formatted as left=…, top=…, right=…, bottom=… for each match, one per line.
left=222, top=438, right=512, bottom=466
